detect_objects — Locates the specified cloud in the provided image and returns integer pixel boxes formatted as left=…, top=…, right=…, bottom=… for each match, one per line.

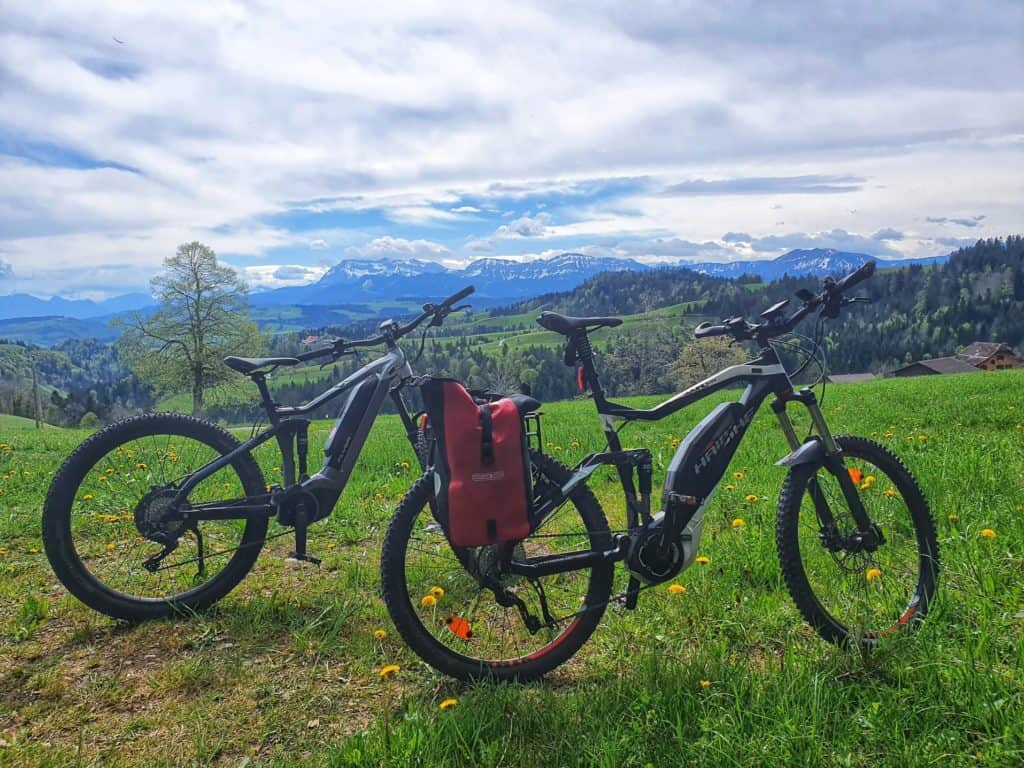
left=244, top=264, right=329, bottom=290
left=273, top=265, right=317, bottom=280
left=872, top=228, right=904, bottom=241
left=661, top=175, right=864, bottom=197
left=496, top=212, right=551, bottom=237
left=451, top=205, right=481, bottom=213
left=309, top=238, right=328, bottom=249
left=936, top=237, right=981, bottom=249
left=345, top=236, right=451, bottom=261
left=0, top=258, right=11, bottom=279
left=722, top=232, right=752, bottom=243
left=464, top=237, right=494, bottom=253
left=926, top=215, right=986, bottom=228
left=742, top=229, right=901, bottom=257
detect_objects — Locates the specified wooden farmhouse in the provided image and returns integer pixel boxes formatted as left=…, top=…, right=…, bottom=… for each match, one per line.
left=955, top=342, right=1022, bottom=371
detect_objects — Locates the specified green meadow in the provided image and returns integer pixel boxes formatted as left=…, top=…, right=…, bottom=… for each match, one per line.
left=1, top=370, right=1022, bottom=766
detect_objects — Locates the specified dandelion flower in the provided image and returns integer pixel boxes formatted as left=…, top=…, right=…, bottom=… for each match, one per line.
left=733, top=471, right=745, bottom=480
left=421, top=594, right=438, bottom=607
left=947, top=514, right=959, bottom=522
left=668, top=584, right=686, bottom=594
left=724, top=484, right=736, bottom=491
left=379, top=664, right=400, bottom=678
left=699, top=680, right=712, bottom=689
left=83, top=493, right=94, bottom=501
left=439, top=698, right=458, bottom=710
left=918, top=435, right=927, bottom=441
left=883, top=489, right=899, bottom=498
left=373, top=629, right=387, bottom=640
left=400, top=461, right=410, bottom=469
left=430, top=586, right=445, bottom=598
left=695, top=555, right=710, bottom=565
left=731, top=518, right=745, bottom=528
left=136, top=462, right=147, bottom=469
left=744, top=494, right=758, bottom=503
left=980, top=529, right=997, bottom=539
left=866, top=568, right=882, bottom=582
left=106, top=542, right=115, bottom=551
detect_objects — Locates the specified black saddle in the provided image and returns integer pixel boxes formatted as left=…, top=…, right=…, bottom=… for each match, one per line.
left=536, top=311, right=623, bottom=336
left=223, top=356, right=300, bottom=375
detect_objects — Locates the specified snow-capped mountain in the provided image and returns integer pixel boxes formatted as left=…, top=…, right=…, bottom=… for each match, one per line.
left=250, top=253, right=648, bottom=306
left=685, top=249, right=946, bottom=282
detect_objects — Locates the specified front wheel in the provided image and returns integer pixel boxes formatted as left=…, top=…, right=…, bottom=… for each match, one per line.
left=381, top=452, right=613, bottom=682
left=776, top=435, right=939, bottom=647
left=43, top=413, right=268, bottom=621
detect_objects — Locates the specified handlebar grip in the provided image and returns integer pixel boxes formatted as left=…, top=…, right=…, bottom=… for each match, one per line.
left=296, top=345, right=335, bottom=362
left=694, top=321, right=728, bottom=339
left=442, top=285, right=475, bottom=307
left=836, top=260, right=876, bottom=292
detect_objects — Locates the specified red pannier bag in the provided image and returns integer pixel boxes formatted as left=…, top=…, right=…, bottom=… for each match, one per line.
left=421, top=378, right=532, bottom=547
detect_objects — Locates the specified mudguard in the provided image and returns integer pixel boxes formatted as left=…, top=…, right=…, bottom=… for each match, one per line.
left=775, top=436, right=827, bottom=467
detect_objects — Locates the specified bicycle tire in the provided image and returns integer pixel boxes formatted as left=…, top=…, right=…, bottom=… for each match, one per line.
left=381, top=451, right=613, bottom=681
left=776, top=435, right=939, bottom=647
left=43, top=413, right=268, bottom=620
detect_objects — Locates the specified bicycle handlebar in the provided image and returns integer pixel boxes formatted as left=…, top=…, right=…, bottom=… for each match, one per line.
left=298, top=285, right=476, bottom=360
left=695, top=262, right=876, bottom=344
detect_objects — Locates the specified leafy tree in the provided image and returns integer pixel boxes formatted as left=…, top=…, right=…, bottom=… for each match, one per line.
left=117, top=242, right=262, bottom=416
left=668, top=336, right=746, bottom=389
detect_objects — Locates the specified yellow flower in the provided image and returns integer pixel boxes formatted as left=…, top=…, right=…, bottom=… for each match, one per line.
left=400, top=461, right=410, bottom=470
left=83, top=494, right=94, bottom=501
left=883, top=489, right=899, bottom=498
left=980, top=529, right=997, bottom=539
left=947, top=514, right=959, bottom=522
left=866, top=568, right=881, bottom=582
left=27, top=547, right=39, bottom=554
left=918, top=435, right=927, bottom=441
left=430, top=586, right=445, bottom=598
left=379, top=664, right=400, bottom=678
left=744, top=494, right=758, bottom=503
left=373, top=629, right=387, bottom=639
left=731, top=518, right=745, bottom=528
left=668, top=583, right=686, bottom=594
left=106, top=542, right=115, bottom=551
left=733, top=471, right=745, bottom=479
left=723, top=484, right=735, bottom=491
left=136, top=462, right=147, bottom=469
left=695, top=555, right=710, bottom=565
left=699, top=680, right=712, bottom=689
left=272, top=467, right=280, bottom=472
left=421, top=594, right=437, bottom=607
left=439, top=698, right=458, bottom=710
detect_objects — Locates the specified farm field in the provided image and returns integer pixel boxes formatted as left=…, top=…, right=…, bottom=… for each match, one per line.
left=1, top=370, right=1023, bottom=766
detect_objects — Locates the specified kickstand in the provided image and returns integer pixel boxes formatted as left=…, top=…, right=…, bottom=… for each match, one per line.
left=287, top=509, right=321, bottom=566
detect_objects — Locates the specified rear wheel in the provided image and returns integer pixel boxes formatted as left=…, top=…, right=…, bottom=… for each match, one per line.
left=381, top=452, right=613, bottom=681
left=776, top=435, right=939, bottom=647
left=43, top=413, right=268, bottom=620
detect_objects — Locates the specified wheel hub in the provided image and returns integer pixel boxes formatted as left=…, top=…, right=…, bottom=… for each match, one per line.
left=134, top=486, right=187, bottom=543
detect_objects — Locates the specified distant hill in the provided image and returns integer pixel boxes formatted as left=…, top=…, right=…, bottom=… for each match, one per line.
left=0, top=292, right=153, bottom=321
left=684, top=248, right=946, bottom=281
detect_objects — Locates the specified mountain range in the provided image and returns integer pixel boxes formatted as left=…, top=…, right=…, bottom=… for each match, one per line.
left=0, top=249, right=948, bottom=343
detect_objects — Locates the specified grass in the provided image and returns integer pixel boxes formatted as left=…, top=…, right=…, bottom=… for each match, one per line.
left=1, top=370, right=1023, bottom=766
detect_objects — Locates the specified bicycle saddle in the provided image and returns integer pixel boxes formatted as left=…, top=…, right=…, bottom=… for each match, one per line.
left=536, top=311, right=623, bottom=336
left=223, top=356, right=300, bottom=375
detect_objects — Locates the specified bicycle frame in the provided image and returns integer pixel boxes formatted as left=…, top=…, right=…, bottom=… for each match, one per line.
left=509, top=343, right=865, bottom=582
left=166, top=344, right=422, bottom=527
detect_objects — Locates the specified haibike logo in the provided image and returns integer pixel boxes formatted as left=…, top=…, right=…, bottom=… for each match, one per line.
left=472, top=471, right=505, bottom=482
left=694, top=410, right=755, bottom=475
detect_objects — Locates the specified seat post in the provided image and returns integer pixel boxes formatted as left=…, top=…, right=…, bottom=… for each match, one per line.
left=574, top=331, right=608, bottom=406
left=251, top=373, right=279, bottom=425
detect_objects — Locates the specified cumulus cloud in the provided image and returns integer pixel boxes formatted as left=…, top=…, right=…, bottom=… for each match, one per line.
left=244, top=264, right=328, bottom=290
left=345, top=236, right=451, bottom=261
left=464, top=237, right=494, bottom=253
left=872, top=228, right=904, bottom=241
left=722, top=232, right=752, bottom=243
left=496, top=212, right=551, bottom=237
left=309, top=238, right=328, bottom=249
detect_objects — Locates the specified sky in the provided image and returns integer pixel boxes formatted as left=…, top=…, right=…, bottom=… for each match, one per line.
left=1, top=1, right=1022, bottom=299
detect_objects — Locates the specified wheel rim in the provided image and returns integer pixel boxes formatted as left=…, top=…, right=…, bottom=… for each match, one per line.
left=795, top=454, right=930, bottom=641
left=66, top=432, right=254, bottom=602
left=400, top=498, right=604, bottom=670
